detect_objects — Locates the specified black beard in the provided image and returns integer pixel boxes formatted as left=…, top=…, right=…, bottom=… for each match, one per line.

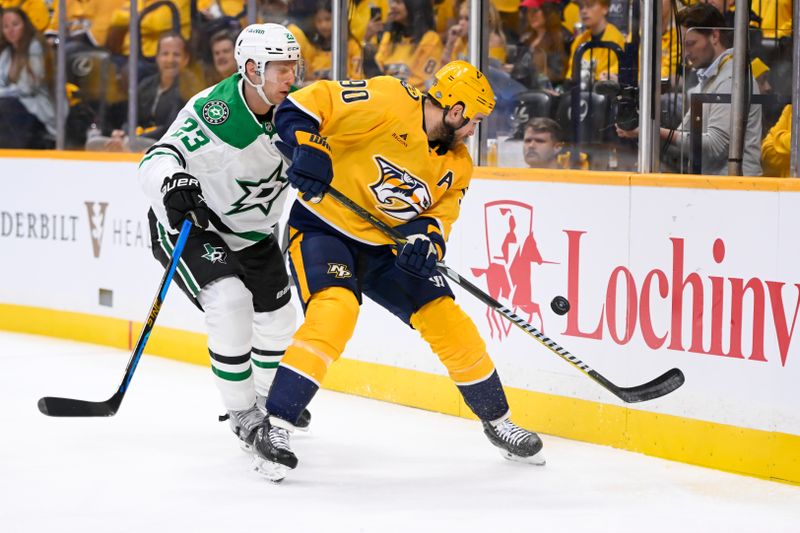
left=429, top=118, right=460, bottom=153
left=440, top=127, right=458, bottom=151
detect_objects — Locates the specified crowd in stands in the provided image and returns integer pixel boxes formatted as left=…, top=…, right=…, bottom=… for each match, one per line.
left=0, top=0, right=794, bottom=177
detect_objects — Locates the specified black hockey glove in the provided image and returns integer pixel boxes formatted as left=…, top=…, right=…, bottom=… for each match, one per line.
left=276, top=133, right=333, bottom=203
left=394, top=218, right=445, bottom=279
left=161, top=172, right=210, bottom=230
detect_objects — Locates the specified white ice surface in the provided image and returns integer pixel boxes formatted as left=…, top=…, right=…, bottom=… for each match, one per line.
left=1, top=331, right=799, bottom=533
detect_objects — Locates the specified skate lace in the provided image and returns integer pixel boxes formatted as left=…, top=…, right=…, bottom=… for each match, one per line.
left=232, top=405, right=264, bottom=433
left=268, top=426, right=291, bottom=451
left=494, top=420, right=530, bottom=446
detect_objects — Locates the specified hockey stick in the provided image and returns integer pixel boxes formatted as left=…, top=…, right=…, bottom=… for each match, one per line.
left=37, top=218, right=193, bottom=417
left=325, top=186, right=685, bottom=403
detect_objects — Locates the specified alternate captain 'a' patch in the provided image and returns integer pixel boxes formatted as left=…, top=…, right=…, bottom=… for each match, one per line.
left=369, top=156, right=432, bottom=221
left=224, top=162, right=289, bottom=216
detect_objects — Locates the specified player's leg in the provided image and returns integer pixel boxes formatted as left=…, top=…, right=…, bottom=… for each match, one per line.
left=149, top=211, right=262, bottom=450
left=410, top=296, right=544, bottom=465
left=364, top=256, right=544, bottom=465
left=235, top=233, right=312, bottom=429
left=252, top=228, right=361, bottom=480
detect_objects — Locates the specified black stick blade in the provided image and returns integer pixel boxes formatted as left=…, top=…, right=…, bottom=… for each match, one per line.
left=591, top=368, right=686, bottom=404
left=37, top=394, right=121, bottom=417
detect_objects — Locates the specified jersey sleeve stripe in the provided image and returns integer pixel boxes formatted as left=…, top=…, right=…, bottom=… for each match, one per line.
left=144, top=143, right=187, bottom=168
left=139, top=150, right=183, bottom=169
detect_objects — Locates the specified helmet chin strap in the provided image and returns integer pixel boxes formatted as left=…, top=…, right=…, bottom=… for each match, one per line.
left=244, top=67, right=275, bottom=107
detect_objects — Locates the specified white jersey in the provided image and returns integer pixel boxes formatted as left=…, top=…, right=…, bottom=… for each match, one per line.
left=138, top=74, right=291, bottom=251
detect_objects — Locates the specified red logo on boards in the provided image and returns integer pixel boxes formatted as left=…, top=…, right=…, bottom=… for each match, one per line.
left=471, top=200, right=557, bottom=340
left=470, top=201, right=800, bottom=366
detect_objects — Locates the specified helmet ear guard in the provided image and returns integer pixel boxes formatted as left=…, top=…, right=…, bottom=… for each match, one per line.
left=428, top=60, right=496, bottom=123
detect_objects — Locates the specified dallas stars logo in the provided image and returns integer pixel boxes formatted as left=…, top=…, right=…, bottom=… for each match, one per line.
left=224, top=163, right=289, bottom=216
left=202, top=100, right=229, bottom=125
left=202, top=243, right=227, bottom=264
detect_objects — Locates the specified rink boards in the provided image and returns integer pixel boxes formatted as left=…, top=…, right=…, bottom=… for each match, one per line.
left=1, top=150, right=799, bottom=484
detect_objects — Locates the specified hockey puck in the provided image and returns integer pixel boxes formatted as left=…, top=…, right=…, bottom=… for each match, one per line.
left=550, top=296, right=570, bottom=315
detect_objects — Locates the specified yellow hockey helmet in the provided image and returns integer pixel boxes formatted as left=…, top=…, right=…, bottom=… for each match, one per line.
left=428, top=60, right=496, bottom=121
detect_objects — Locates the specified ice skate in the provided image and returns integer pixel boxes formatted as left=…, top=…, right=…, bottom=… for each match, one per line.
left=482, top=416, right=546, bottom=465
left=225, top=403, right=265, bottom=452
left=256, top=394, right=311, bottom=431
left=252, top=417, right=298, bottom=483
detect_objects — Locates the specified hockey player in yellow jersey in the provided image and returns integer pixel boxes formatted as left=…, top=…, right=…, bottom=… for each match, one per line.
left=251, top=61, right=545, bottom=481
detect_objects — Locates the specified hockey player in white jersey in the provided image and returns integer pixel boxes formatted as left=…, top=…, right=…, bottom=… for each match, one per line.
left=137, top=23, right=309, bottom=455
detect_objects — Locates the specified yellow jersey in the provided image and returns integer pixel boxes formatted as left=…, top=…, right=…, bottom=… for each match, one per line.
left=109, top=0, right=191, bottom=57
left=561, top=1, right=580, bottom=34
left=281, top=76, right=473, bottom=246
left=375, top=30, right=443, bottom=89
left=556, top=151, right=589, bottom=170
left=348, top=0, right=390, bottom=43
left=491, top=0, right=518, bottom=13
left=761, top=104, right=792, bottom=178
left=196, top=0, right=245, bottom=17
left=754, top=0, right=793, bottom=39
left=45, top=0, right=126, bottom=47
left=289, top=24, right=364, bottom=81
left=661, top=26, right=679, bottom=79
left=434, top=0, right=456, bottom=35
left=566, top=23, right=625, bottom=81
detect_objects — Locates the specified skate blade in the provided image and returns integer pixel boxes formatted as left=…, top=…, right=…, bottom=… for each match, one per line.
left=252, top=455, right=292, bottom=483
left=499, top=448, right=546, bottom=466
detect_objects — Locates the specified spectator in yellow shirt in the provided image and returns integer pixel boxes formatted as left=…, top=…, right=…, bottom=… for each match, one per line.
left=290, top=1, right=364, bottom=82
left=754, top=0, right=792, bottom=39
left=661, top=0, right=680, bottom=81
left=761, top=104, right=792, bottom=177
left=196, top=0, right=246, bottom=18
left=374, top=0, right=443, bottom=89
left=44, top=0, right=126, bottom=48
left=106, top=0, right=191, bottom=58
left=566, top=0, right=625, bottom=81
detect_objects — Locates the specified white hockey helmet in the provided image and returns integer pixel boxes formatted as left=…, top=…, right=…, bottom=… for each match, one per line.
left=235, top=23, right=301, bottom=105
left=235, top=23, right=301, bottom=75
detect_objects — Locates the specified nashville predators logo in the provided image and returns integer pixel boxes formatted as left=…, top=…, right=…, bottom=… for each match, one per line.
left=370, top=156, right=432, bottom=221
left=327, top=263, right=352, bottom=278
